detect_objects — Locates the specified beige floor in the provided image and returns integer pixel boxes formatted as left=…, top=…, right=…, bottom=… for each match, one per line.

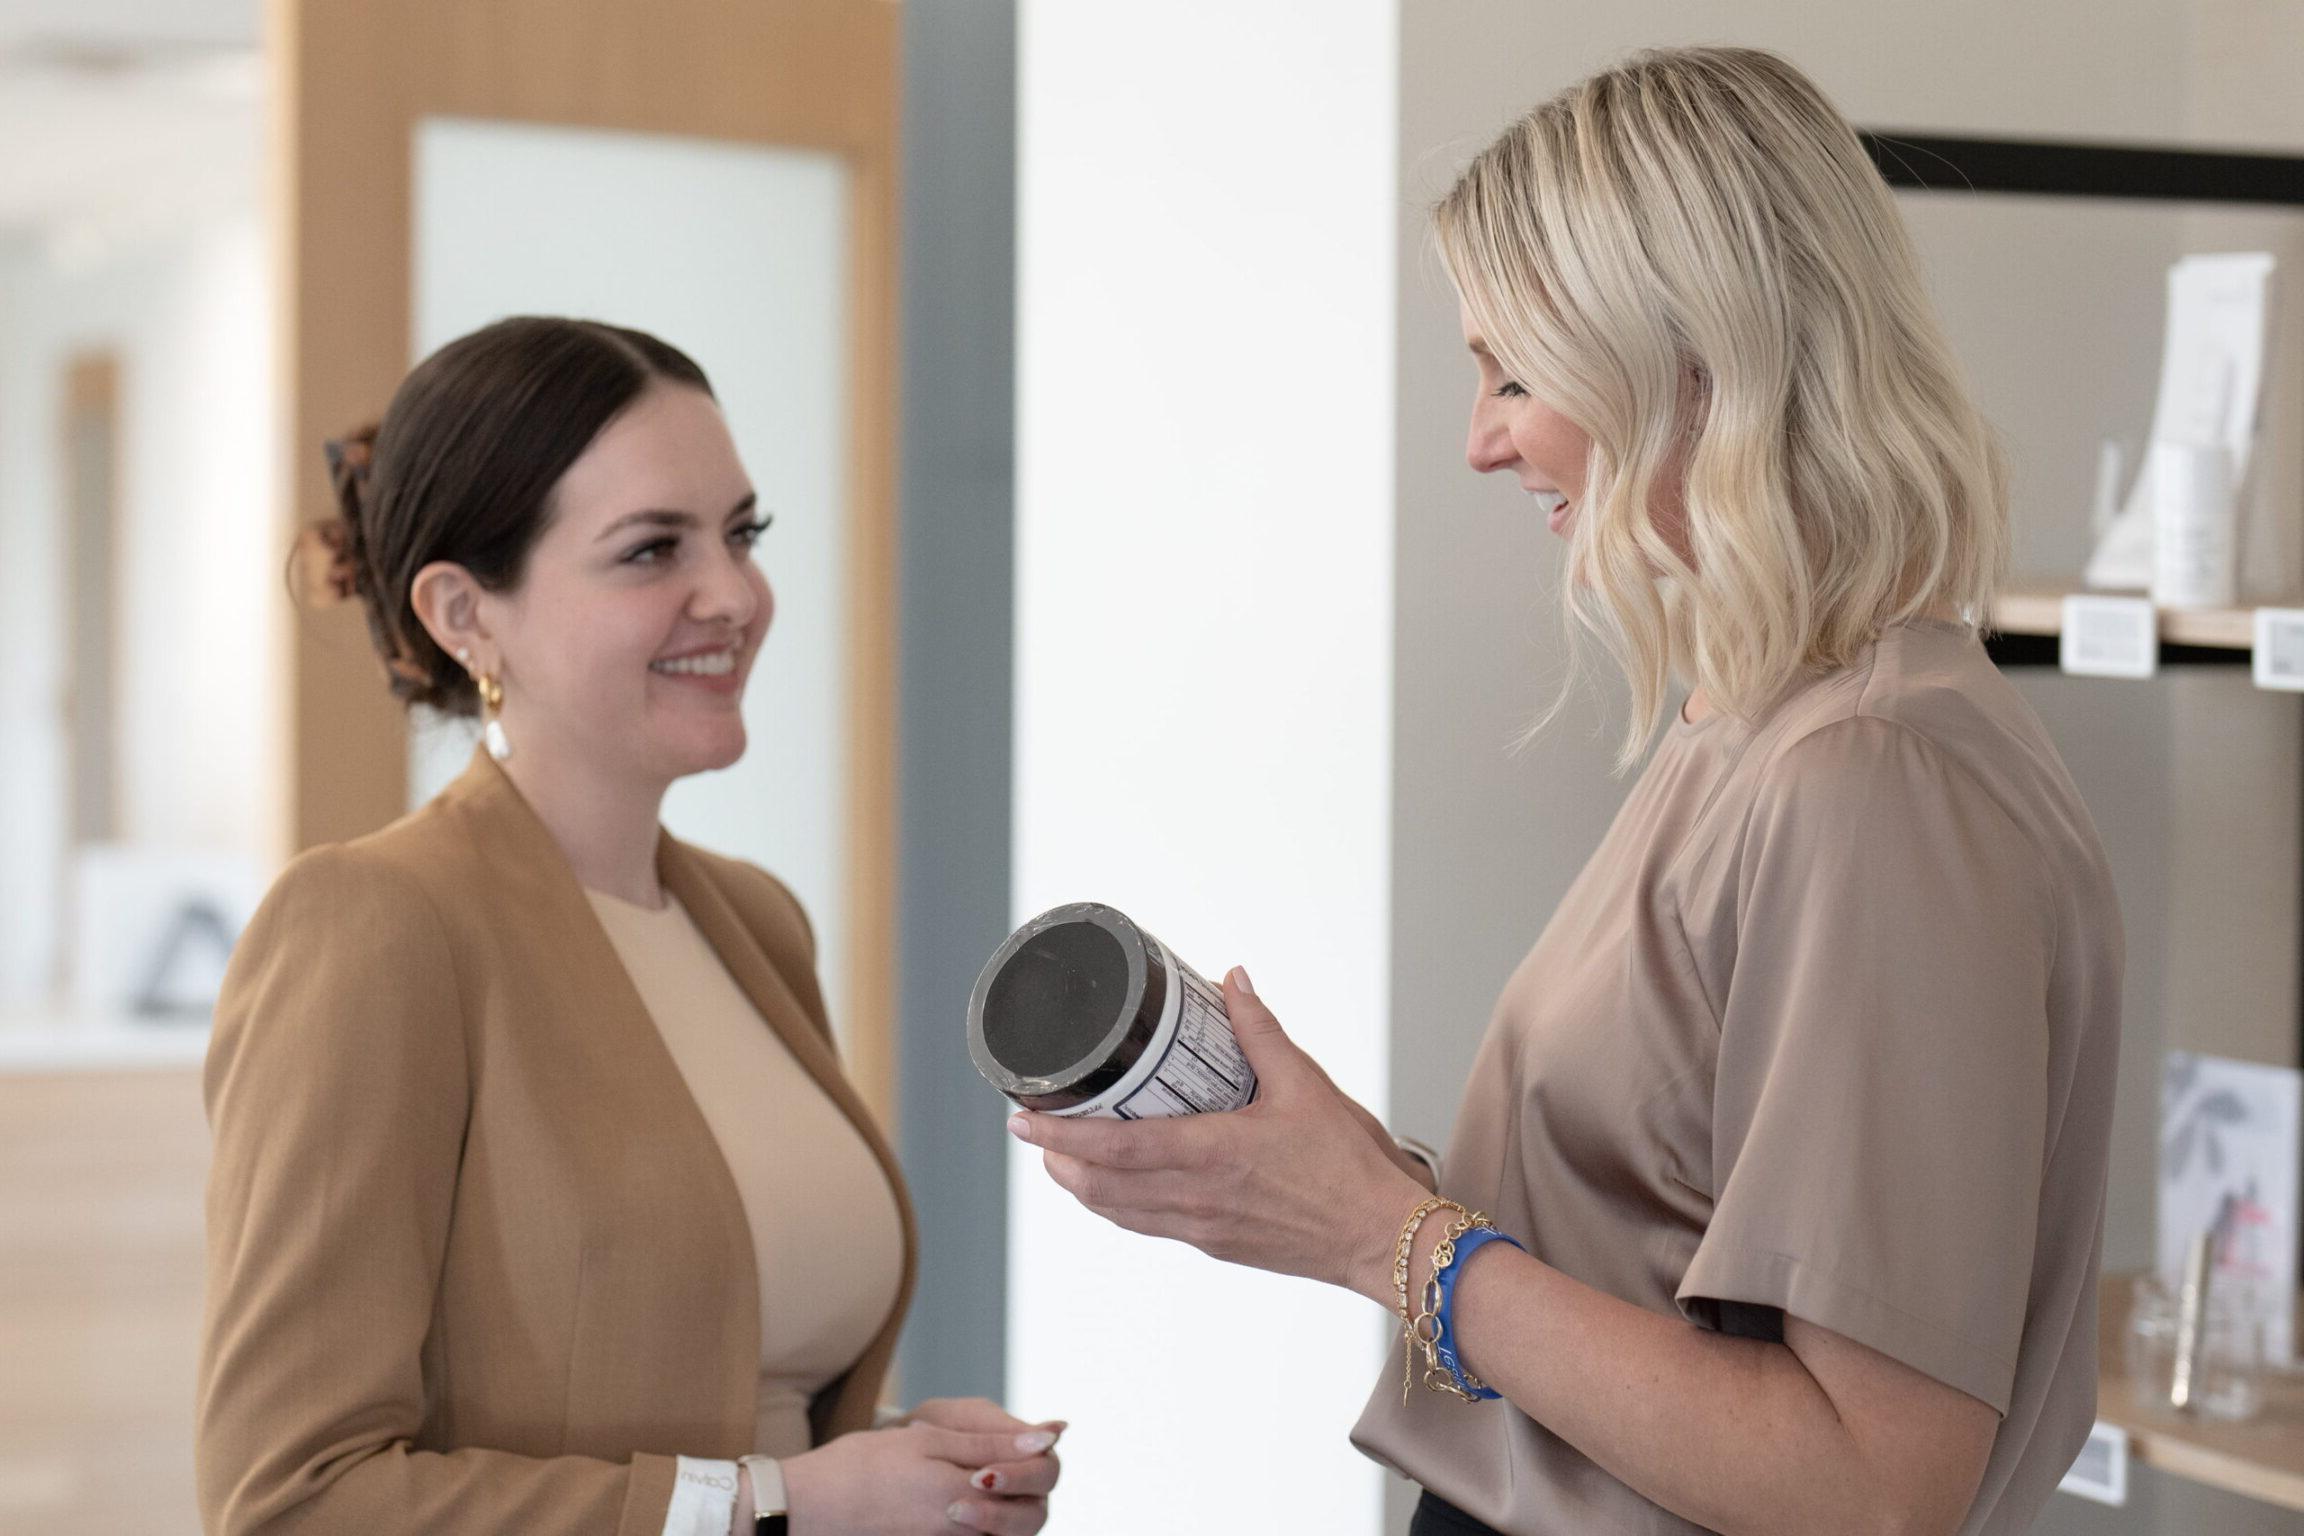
left=0, top=1067, right=207, bottom=1535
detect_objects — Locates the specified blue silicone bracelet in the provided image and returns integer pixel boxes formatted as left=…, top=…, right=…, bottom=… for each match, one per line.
left=1433, top=1226, right=1524, bottom=1400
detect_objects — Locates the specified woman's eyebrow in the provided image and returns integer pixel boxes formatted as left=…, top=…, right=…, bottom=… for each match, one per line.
left=594, top=493, right=757, bottom=542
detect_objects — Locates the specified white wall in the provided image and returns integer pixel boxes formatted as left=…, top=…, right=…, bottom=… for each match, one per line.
left=0, top=216, right=276, bottom=1013
left=1009, top=2, right=1398, bottom=1531
left=409, top=118, right=856, bottom=1036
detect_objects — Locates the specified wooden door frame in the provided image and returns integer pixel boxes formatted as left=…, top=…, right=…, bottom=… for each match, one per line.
left=61, top=352, right=126, bottom=849
left=272, top=0, right=901, bottom=1119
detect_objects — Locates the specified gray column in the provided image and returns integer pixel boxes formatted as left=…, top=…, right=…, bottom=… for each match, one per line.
left=895, top=0, right=1017, bottom=1406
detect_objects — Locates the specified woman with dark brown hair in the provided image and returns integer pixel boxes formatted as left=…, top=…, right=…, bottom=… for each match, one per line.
left=198, top=317, right=1063, bottom=1536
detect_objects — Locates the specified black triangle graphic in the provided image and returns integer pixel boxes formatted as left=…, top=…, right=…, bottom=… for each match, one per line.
left=132, top=898, right=240, bottom=1019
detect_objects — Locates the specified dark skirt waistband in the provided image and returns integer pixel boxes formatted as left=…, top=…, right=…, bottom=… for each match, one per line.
left=1410, top=1490, right=1509, bottom=1536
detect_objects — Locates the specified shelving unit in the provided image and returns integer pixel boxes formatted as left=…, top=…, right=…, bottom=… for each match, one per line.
left=1866, top=127, right=2304, bottom=1519
left=1993, top=586, right=2262, bottom=653
left=2098, top=1274, right=2304, bottom=1512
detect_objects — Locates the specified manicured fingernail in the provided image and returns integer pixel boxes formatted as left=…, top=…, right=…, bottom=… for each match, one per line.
left=1229, top=966, right=1257, bottom=998
left=947, top=1503, right=972, bottom=1525
left=972, top=1469, right=1004, bottom=1492
left=1006, top=1114, right=1031, bottom=1141
left=1016, top=1429, right=1056, bottom=1454
left=1040, top=1419, right=1069, bottom=1435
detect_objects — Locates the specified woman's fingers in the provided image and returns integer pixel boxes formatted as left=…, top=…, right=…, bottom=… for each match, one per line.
left=1220, top=967, right=1312, bottom=1085
left=967, top=1449, right=1061, bottom=1498
left=915, top=1423, right=1059, bottom=1470
left=909, top=1396, right=1037, bottom=1434
left=1042, top=1149, right=1168, bottom=1213
left=1009, top=1107, right=1207, bottom=1170
left=945, top=1494, right=1049, bottom=1535
left=1042, top=1148, right=1236, bottom=1237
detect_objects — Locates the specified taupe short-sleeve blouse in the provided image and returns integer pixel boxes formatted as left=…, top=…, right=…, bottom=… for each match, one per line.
left=1352, top=620, right=2123, bottom=1536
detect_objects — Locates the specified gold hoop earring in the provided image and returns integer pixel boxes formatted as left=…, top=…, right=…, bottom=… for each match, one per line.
left=477, top=672, right=512, bottom=762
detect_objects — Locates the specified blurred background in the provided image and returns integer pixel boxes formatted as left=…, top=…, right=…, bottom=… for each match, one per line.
left=1, top=1, right=2301, bottom=1532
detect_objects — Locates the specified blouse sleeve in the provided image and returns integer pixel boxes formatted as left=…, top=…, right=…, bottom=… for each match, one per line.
left=197, top=848, right=683, bottom=1535
left=1674, top=717, right=2056, bottom=1414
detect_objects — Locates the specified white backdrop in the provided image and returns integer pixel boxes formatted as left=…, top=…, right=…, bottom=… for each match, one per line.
left=0, top=216, right=274, bottom=1015
left=1010, top=2, right=1400, bottom=1529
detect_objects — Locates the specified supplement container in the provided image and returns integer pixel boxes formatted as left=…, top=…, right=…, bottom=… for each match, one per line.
left=967, top=902, right=1256, bottom=1118
left=2149, top=439, right=2239, bottom=610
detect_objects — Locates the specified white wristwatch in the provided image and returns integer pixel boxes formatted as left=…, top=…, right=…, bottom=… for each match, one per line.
left=739, top=1456, right=788, bottom=1536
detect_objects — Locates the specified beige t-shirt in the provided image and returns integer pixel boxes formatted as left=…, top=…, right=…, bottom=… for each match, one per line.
left=588, top=889, right=906, bottom=1457
left=1352, top=620, right=2123, bottom=1535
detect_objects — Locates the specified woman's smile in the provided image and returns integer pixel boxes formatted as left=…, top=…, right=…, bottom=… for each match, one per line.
left=1528, top=487, right=1572, bottom=534
left=648, top=638, right=749, bottom=696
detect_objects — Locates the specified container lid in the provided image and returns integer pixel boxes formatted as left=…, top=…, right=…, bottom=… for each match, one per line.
left=967, top=902, right=1166, bottom=1111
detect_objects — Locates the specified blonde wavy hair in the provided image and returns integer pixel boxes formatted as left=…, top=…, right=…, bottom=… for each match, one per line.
left=1435, top=46, right=2007, bottom=765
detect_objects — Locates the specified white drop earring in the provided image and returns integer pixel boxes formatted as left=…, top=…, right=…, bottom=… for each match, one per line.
left=478, top=672, right=511, bottom=761
left=459, top=648, right=511, bottom=762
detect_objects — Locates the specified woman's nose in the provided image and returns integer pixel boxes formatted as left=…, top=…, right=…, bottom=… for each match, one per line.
left=696, top=543, right=764, bottom=627
left=1466, top=408, right=1516, bottom=475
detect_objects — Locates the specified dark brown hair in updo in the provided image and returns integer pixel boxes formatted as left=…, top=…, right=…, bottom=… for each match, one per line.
left=299, top=316, right=714, bottom=716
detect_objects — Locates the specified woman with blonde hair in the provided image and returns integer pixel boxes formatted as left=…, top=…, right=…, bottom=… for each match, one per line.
left=1010, top=46, right=2121, bottom=1536
left=199, top=317, right=1064, bottom=1536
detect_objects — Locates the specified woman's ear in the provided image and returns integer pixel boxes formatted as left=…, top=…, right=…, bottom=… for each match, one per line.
left=410, top=561, right=498, bottom=675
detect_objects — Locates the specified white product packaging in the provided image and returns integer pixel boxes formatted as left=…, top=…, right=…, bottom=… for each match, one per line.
left=2149, top=440, right=2238, bottom=610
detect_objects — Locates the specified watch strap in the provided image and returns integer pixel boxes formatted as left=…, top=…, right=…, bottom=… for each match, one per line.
left=739, top=1456, right=788, bottom=1536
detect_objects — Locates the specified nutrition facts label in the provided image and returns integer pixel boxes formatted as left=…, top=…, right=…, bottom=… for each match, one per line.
left=1112, top=957, right=1257, bottom=1119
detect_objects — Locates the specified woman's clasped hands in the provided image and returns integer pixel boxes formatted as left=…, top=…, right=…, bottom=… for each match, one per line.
left=778, top=1398, right=1064, bottom=1535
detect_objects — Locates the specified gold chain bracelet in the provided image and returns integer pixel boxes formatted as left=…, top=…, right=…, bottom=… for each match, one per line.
left=1392, top=1197, right=1468, bottom=1404
left=1411, top=1209, right=1499, bottom=1401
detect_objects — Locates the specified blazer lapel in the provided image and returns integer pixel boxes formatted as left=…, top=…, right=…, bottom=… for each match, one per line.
left=658, top=837, right=921, bottom=1435
left=657, top=839, right=909, bottom=1194
left=434, top=747, right=767, bottom=1435
left=434, top=746, right=914, bottom=1436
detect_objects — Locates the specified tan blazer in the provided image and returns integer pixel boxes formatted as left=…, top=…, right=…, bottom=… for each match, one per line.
left=197, top=749, right=917, bottom=1536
